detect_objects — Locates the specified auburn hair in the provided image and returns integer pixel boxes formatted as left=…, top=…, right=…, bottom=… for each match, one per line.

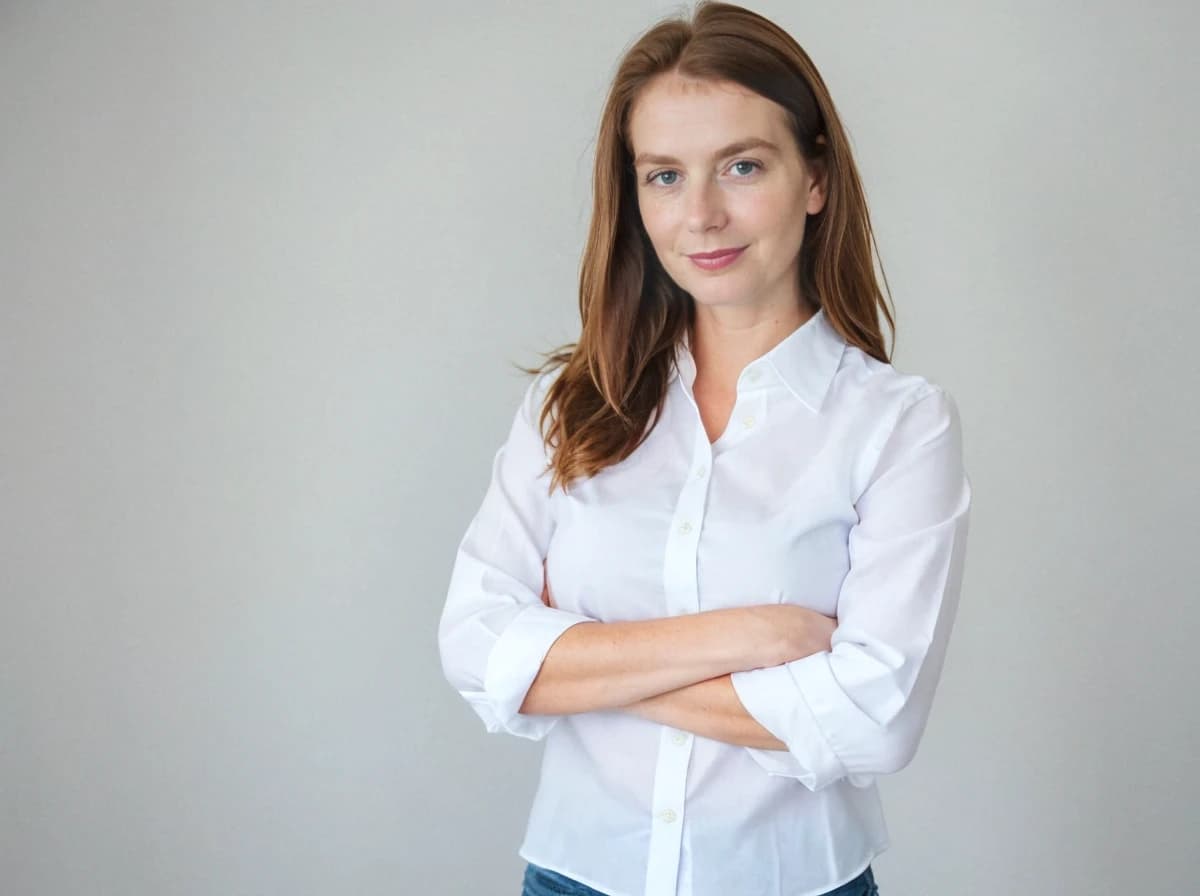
left=517, top=0, right=897, bottom=495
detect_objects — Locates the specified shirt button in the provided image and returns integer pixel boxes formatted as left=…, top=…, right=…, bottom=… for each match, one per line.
left=747, top=369, right=760, bottom=382
left=742, top=415, right=755, bottom=428
left=671, top=731, right=688, bottom=745
left=695, top=464, right=707, bottom=478
left=678, top=521, right=693, bottom=534
left=658, top=809, right=678, bottom=824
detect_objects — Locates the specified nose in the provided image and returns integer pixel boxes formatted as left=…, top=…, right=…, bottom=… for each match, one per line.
left=685, top=176, right=727, bottom=234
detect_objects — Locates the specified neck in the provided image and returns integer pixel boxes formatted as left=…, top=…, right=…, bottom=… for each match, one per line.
left=689, top=298, right=815, bottom=394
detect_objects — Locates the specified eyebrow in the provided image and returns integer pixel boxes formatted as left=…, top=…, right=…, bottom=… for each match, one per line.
left=632, top=137, right=782, bottom=168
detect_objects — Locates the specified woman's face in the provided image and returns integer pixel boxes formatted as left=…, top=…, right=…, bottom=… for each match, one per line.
left=627, top=73, right=826, bottom=315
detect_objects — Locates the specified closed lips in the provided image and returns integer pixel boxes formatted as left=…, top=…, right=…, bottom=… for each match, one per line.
left=688, top=247, right=744, bottom=259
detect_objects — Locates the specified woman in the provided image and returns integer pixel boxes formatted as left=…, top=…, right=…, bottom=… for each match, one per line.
left=438, top=3, right=971, bottom=895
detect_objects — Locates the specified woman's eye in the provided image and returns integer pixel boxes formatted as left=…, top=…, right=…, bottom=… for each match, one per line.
left=648, top=170, right=679, bottom=186
left=731, top=160, right=761, bottom=176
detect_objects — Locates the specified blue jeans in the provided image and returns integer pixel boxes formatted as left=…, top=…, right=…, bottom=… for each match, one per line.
left=521, top=861, right=880, bottom=895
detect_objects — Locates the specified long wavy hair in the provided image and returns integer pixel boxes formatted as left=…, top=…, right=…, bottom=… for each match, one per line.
left=519, top=0, right=897, bottom=494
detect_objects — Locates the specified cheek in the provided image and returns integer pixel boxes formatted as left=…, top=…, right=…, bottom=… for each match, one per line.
left=739, top=190, right=791, bottom=229
left=639, top=207, right=675, bottom=253
left=750, top=197, right=808, bottom=255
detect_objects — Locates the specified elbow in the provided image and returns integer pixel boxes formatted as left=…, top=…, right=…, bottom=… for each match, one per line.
left=437, top=626, right=523, bottom=737
left=436, top=609, right=486, bottom=698
left=436, top=616, right=458, bottom=684
left=797, top=728, right=919, bottom=785
left=435, top=606, right=563, bottom=742
left=853, top=714, right=926, bottom=777
left=438, top=650, right=474, bottom=700
left=872, top=732, right=919, bottom=776
left=833, top=647, right=944, bottom=778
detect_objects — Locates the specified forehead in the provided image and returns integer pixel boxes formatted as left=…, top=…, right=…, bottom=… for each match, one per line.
left=627, top=74, right=788, bottom=153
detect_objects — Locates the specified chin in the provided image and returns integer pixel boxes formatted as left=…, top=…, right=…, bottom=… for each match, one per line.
left=687, top=279, right=753, bottom=306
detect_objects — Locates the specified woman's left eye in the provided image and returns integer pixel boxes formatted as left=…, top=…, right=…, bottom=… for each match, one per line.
left=730, top=160, right=761, bottom=176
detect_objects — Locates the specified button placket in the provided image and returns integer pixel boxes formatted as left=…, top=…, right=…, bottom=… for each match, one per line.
left=712, top=390, right=767, bottom=455
left=645, top=422, right=711, bottom=896
left=737, top=392, right=767, bottom=439
left=645, top=723, right=691, bottom=894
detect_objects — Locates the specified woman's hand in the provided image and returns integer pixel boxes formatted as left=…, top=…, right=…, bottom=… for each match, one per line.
left=738, top=604, right=838, bottom=668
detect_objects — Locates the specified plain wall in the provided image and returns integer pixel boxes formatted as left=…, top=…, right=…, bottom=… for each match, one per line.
left=2, top=1, right=1196, bottom=893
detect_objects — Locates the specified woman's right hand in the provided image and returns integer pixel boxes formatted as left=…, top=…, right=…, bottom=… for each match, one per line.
left=738, top=604, right=838, bottom=669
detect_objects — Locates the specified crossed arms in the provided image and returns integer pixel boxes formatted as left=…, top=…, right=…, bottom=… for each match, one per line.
left=529, top=564, right=836, bottom=751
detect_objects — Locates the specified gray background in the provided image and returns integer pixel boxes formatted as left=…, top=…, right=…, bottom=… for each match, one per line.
left=2, top=1, right=1196, bottom=894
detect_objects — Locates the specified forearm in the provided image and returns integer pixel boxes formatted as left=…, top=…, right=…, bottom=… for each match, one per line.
left=623, top=673, right=788, bottom=750
left=519, top=608, right=758, bottom=716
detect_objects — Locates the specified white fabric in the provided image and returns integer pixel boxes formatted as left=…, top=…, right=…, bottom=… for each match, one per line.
left=438, top=307, right=972, bottom=896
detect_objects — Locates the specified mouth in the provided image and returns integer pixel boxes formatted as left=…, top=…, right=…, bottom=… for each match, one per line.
left=687, top=246, right=747, bottom=271
left=687, top=246, right=746, bottom=260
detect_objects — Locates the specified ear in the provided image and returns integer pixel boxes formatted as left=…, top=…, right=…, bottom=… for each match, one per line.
left=806, top=134, right=829, bottom=216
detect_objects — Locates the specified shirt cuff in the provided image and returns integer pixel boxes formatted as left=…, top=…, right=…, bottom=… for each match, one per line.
left=480, top=602, right=596, bottom=740
left=730, top=663, right=848, bottom=790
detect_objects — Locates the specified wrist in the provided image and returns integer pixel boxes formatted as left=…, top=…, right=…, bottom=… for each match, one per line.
left=709, top=606, right=775, bottom=671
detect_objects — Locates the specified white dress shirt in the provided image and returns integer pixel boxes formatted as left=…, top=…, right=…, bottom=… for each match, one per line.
left=438, top=307, right=972, bottom=896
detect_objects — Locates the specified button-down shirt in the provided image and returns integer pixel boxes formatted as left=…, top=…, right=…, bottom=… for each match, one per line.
left=438, top=307, right=972, bottom=896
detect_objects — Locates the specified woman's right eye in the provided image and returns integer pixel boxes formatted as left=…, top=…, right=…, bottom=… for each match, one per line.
left=646, top=170, right=678, bottom=187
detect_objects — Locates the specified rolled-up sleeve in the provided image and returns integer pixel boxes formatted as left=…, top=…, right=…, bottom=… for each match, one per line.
left=730, top=386, right=972, bottom=790
left=437, top=372, right=596, bottom=740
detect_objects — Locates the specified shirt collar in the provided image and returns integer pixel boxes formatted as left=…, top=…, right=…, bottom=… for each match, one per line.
left=669, top=306, right=847, bottom=414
